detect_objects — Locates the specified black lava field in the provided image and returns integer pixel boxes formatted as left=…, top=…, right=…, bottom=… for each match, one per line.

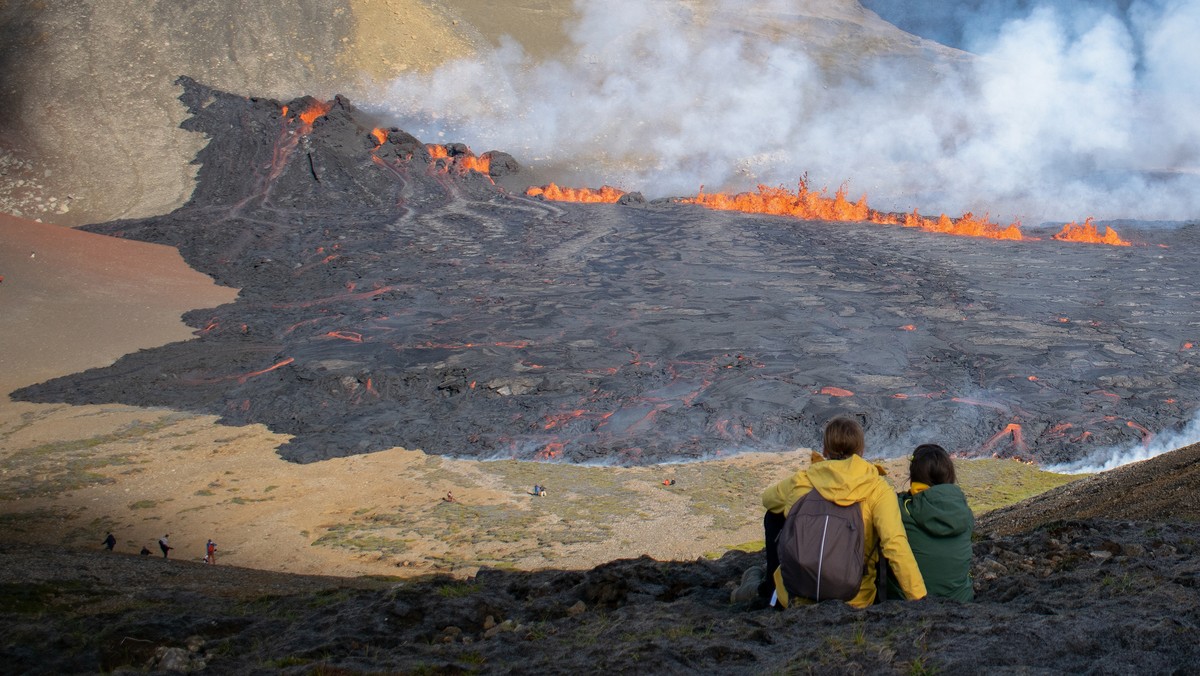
left=15, top=77, right=1200, bottom=465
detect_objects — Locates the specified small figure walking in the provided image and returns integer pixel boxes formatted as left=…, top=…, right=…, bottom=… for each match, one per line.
left=158, top=534, right=173, bottom=559
left=103, top=532, right=116, bottom=551
left=444, top=491, right=456, bottom=503
left=205, top=539, right=217, bottom=565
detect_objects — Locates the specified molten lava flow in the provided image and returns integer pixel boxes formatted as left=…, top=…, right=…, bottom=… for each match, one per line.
left=526, top=183, right=627, bottom=203
left=980, top=422, right=1027, bottom=455
left=1052, top=218, right=1132, bottom=246
left=684, top=179, right=871, bottom=222
left=458, top=155, right=491, bottom=173
left=535, top=442, right=564, bottom=460
left=370, top=128, right=387, bottom=145
left=237, top=357, right=295, bottom=384
left=819, top=386, right=855, bottom=397
left=664, top=178, right=1026, bottom=241
left=426, top=144, right=491, bottom=174
left=325, top=331, right=364, bottom=342
left=543, top=409, right=586, bottom=430
left=900, top=210, right=1024, bottom=241
left=1126, top=420, right=1154, bottom=446
left=283, top=99, right=332, bottom=134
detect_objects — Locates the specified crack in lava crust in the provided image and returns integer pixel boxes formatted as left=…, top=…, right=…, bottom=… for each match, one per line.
left=14, top=77, right=1200, bottom=465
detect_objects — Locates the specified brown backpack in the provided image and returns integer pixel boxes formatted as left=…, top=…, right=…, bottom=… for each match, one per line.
left=776, top=489, right=866, bottom=602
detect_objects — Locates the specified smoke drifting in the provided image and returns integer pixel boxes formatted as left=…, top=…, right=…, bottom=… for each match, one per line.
left=370, top=0, right=1200, bottom=224
left=1049, top=414, right=1200, bottom=474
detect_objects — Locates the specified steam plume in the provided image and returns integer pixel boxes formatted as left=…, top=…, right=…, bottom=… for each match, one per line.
left=368, top=0, right=1200, bottom=223
left=1047, top=415, right=1200, bottom=474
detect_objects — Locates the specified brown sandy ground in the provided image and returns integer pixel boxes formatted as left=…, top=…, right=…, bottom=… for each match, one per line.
left=0, top=214, right=1081, bottom=582
left=0, top=404, right=1083, bottom=582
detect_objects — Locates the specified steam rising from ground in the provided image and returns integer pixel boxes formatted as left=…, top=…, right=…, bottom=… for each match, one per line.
left=1048, top=415, right=1200, bottom=474
left=370, top=0, right=1200, bottom=223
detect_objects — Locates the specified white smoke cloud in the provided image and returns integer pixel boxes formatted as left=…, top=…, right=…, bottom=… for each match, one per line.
left=366, top=0, right=1200, bottom=223
left=1046, top=414, right=1200, bottom=474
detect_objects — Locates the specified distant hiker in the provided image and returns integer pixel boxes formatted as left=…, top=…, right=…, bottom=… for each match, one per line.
left=140, top=546, right=151, bottom=556
left=205, top=539, right=217, bottom=565
left=444, top=491, right=456, bottom=503
left=538, top=485, right=547, bottom=497
left=103, top=532, right=116, bottom=551
left=159, top=534, right=173, bottom=559
left=532, top=484, right=542, bottom=496
left=732, top=416, right=926, bottom=608
left=662, top=478, right=676, bottom=486
left=886, top=444, right=974, bottom=602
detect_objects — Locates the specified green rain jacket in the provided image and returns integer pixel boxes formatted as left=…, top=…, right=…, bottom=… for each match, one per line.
left=888, top=482, right=975, bottom=602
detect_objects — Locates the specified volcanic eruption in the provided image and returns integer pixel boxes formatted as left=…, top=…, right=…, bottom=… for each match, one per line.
left=11, top=77, right=1200, bottom=469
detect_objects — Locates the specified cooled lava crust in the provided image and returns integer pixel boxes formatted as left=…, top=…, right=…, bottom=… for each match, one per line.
left=15, top=77, right=1200, bottom=465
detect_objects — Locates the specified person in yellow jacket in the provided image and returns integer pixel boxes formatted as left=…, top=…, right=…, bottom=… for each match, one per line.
left=760, top=416, right=927, bottom=608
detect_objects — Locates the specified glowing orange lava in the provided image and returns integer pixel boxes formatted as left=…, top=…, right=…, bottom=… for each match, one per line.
left=298, top=101, right=332, bottom=126
left=535, top=442, right=564, bottom=460
left=325, top=331, right=364, bottom=343
left=526, top=183, right=627, bottom=203
left=684, top=180, right=870, bottom=222
left=371, top=128, right=387, bottom=145
left=236, top=357, right=295, bottom=384
left=900, top=209, right=1024, bottom=240
left=426, top=144, right=491, bottom=174
left=1126, top=420, right=1154, bottom=446
left=980, top=422, right=1027, bottom=454
left=1052, top=217, right=1131, bottom=246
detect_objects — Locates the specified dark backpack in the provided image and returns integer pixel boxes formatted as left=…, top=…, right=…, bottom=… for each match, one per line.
left=777, top=489, right=866, bottom=602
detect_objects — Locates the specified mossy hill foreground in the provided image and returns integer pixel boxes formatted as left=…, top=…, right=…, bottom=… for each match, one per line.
left=3, top=443, right=1200, bottom=674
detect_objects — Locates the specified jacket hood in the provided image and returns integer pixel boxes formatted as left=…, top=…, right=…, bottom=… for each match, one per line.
left=903, top=483, right=974, bottom=537
left=807, top=455, right=882, bottom=506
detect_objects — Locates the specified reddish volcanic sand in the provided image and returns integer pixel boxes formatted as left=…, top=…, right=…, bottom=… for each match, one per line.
left=0, top=213, right=238, bottom=395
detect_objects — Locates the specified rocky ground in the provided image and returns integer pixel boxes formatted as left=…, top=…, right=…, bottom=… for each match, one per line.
left=2, top=471, right=1198, bottom=673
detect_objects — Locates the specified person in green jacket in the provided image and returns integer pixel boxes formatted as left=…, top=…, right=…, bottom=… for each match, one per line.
left=732, top=416, right=927, bottom=608
left=888, top=444, right=975, bottom=601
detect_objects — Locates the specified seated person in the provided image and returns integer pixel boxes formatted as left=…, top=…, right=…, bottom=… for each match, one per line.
left=887, top=444, right=975, bottom=601
left=737, top=416, right=927, bottom=607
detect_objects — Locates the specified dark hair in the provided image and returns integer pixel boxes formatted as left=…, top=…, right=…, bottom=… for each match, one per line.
left=823, top=416, right=865, bottom=460
left=909, top=444, right=956, bottom=485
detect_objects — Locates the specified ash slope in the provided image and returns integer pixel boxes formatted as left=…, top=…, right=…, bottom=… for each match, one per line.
left=3, top=445, right=1200, bottom=674
left=13, top=78, right=1200, bottom=465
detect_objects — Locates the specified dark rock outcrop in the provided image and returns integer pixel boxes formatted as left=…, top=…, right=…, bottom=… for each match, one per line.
left=1, top=518, right=1198, bottom=674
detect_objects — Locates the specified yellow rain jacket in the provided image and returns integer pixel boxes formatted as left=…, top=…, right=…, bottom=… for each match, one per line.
left=762, top=453, right=927, bottom=608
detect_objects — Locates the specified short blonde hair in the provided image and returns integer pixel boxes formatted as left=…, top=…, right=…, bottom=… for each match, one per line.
left=823, top=416, right=864, bottom=460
